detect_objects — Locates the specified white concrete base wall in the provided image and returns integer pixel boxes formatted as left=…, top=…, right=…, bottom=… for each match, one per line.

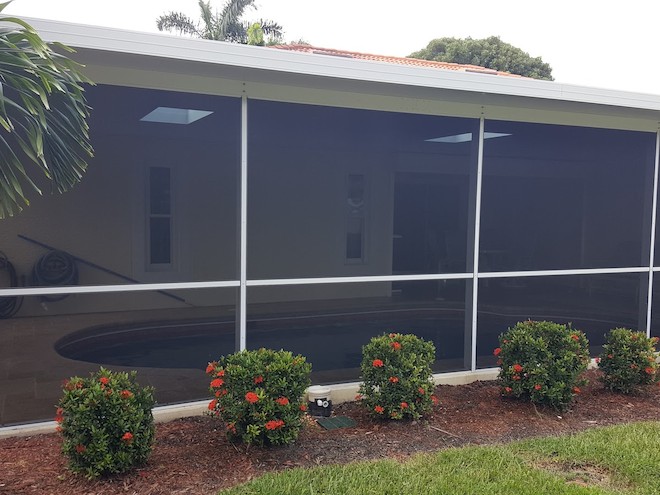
left=0, top=368, right=502, bottom=439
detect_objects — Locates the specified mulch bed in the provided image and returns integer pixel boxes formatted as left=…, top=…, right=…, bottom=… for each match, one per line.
left=2, top=369, right=659, bottom=494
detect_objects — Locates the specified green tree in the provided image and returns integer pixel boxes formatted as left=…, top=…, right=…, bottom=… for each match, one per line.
left=0, top=2, right=93, bottom=218
left=157, top=0, right=283, bottom=45
left=409, top=36, right=553, bottom=80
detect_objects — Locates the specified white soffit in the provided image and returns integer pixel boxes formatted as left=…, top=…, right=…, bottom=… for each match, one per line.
left=24, top=17, right=660, bottom=116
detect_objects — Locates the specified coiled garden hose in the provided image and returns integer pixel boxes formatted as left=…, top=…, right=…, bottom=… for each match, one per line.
left=31, top=250, right=78, bottom=302
left=0, top=251, right=23, bottom=318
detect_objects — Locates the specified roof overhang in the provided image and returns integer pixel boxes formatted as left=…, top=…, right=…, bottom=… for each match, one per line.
left=21, top=17, right=660, bottom=132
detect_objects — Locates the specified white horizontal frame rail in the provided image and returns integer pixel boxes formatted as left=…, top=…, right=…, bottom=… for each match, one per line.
left=0, top=267, right=650, bottom=298
left=246, top=266, right=650, bottom=287
left=2, top=266, right=650, bottom=298
left=0, top=280, right=240, bottom=298
left=477, top=266, right=649, bottom=279
left=247, top=272, right=472, bottom=286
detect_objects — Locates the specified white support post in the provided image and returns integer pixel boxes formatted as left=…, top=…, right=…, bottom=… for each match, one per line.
left=239, top=94, right=248, bottom=351
left=471, top=118, right=485, bottom=371
left=646, top=130, right=660, bottom=337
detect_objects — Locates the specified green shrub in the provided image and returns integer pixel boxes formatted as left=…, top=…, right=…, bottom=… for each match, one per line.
left=598, top=328, right=659, bottom=393
left=56, top=368, right=155, bottom=479
left=358, top=332, right=437, bottom=420
left=207, top=348, right=312, bottom=446
left=495, top=320, right=589, bottom=411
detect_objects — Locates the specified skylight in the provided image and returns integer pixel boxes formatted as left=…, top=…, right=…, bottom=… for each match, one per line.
left=425, top=132, right=511, bottom=143
left=140, top=107, right=213, bottom=125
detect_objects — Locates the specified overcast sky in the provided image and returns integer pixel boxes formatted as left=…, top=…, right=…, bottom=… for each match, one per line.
left=5, top=0, right=660, bottom=95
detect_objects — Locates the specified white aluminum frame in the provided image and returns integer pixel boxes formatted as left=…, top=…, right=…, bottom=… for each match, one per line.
left=1, top=95, right=659, bottom=384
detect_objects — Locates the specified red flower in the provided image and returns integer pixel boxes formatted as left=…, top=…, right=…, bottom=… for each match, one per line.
left=208, top=399, right=218, bottom=410
left=400, top=402, right=408, bottom=409
left=534, top=384, right=542, bottom=391
left=210, top=378, right=224, bottom=388
left=389, top=376, right=399, bottom=383
left=431, top=395, right=439, bottom=405
left=504, top=387, right=513, bottom=394
left=645, top=367, right=655, bottom=375
left=512, top=364, right=523, bottom=373
left=55, top=426, right=63, bottom=433
left=355, top=394, right=363, bottom=401
left=227, top=422, right=237, bottom=434
left=372, top=359, right=384, bottom=368
left=573, top=387, right=581, bottom=394
left=631, top=364, right=638, bottom=370
left=418, top=387, right=425, bottom=395
left=276, top=397, right=290, bottom=406
left=571, top=334, right=579, bottom=341
left=75, top=444, right=86, bottom=454
left=216, top=370, right=225, bottom=377
left=374, top=405, right=384, bottom=414
left=205, top=362, right=215, bottom=374
left=245, top=392, right=259, bottom=404
left=254, top=375, right=264, bottom=384
left=493, top=347, right=502, bottom=356
left=388, top=333, right=397, bottom=338
left=99, top=377, right=109, bottom=386
left=496, top=359, right=503, bottom=366
left=608, top=354, right=614, bottom=359
left=265, top=419, right=285, bottom=430
left=300, top=404, right=308, bottom=412
left=595, top=357, right=601, bottom=364
left=121, top=432, right=134, bottom=444
left=56, top=407, right=64, bottom=416
left=512, top=375, right=521, bottom=381
left=391, top=342, right=401, bottom=351
left=120, top=390, right=133, bottom=399
left=55, top=415, right=63, bottom=423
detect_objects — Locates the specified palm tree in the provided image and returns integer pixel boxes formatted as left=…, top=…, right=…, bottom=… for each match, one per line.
left=157, top=0, right=283, bottom=45
left=0, top=3, right=93, bottom=219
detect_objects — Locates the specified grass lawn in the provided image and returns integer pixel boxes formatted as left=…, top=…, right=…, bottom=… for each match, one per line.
left=220, top=421, right=660, bottom=495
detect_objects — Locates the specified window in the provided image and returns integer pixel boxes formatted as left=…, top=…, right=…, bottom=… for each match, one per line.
left=346, top=174, right=366, bottom=262
left=148, top=166, right=173, bottom=268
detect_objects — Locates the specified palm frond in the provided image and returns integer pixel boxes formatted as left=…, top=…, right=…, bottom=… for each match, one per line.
left=156, top=12, right=201, bottom=37
left=217, top=0, right=255, bottom=41
left=0, top=2, right=93, bottom=218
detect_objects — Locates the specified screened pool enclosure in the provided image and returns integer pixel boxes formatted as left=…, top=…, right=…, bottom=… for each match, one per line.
left=1, top=20, right=660, bottom=425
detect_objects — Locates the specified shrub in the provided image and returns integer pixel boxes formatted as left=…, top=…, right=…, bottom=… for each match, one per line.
left=207, top=348, right=312, bottom=446
left=598, top=328, right=659, bottom=393
left=358, top=332, right=437, bottom=420
left=56, top=368, right=155, bottom=479
left=495, top=320, right=590, bottom=411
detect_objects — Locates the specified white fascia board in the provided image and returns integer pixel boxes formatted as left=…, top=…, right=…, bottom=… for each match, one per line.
left=24, top=17, right=660, bottom=115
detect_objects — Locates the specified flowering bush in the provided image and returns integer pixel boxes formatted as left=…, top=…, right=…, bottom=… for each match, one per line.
left=598, top=328, right=659, bottom=393
left=56, top=368, right=155, bottom=478
left=495, top=320, right=589, bottom=411
left=207, top=348, right=311, bottom=446
left=358, top=332, right=437, bottom=420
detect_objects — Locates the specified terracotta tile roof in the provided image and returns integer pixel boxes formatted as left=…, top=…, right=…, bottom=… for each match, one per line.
left=269, top=44, right=524, bottom=78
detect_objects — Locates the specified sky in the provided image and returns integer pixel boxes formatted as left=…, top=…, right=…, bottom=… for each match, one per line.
left=5, top=0, right=660, bottom=95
